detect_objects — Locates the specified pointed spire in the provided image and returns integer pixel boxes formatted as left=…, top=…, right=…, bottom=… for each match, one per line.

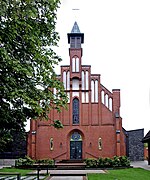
left=71, top=21, right=81, bottom=33
left=67, top=22, right=84, bottom=44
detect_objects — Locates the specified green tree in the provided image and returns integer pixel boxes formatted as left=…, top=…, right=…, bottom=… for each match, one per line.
left=0, top=0, right=68, bottom=151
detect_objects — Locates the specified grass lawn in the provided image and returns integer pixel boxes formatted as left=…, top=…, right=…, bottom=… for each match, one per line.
left=88, top=168, right=150, bottom=180
left=0, top=167, right=33, bottom=176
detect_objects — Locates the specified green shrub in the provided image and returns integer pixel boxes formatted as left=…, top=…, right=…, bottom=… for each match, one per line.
left=103, top=157, right=113, bottom=167
left=16, top=156, right=54, bottom=167
left=97, top=157, right=104, bottom=167
left=35, top=159, right=54, bottom=166
left=112, top=156, right=131, bottom=167
left=85, top=158, right=98, bottom=168
left=16, top=156, right=35, bottom=166
left=85, top=156, right=130, bottom=168
left=119, top=156, right=130, bottom=167
left=112, top=156, right=121, bottom=167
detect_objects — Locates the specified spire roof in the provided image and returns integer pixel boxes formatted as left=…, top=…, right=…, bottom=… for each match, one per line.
left=67, top=22, right=84, bottom=44
left=71, top=21, right=81, bottom=33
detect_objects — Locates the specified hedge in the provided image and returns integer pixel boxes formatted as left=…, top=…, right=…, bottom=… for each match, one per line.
left=15, top=156, right=54, bottom=167
left=85, top=156, right=130, bottom=168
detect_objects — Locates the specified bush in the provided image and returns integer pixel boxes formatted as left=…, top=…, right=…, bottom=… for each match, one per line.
left=85, top=158, right=98, bottom=168
left=85, top=156, right=130, bottom=168
left=119, top=156, right=130, bottom=167
left=103, top=157, right=113, bottom=167
left=97, top=157, right=104, bottom=167
left=36, top=159, right=54, bottom=166
left=16, top=156, right=35, bottom=166
left=16, top=156, right=54, bottom=167
left=112, top=156, right=121, bottom=167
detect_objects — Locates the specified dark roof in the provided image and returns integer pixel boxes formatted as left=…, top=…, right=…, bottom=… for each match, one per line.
left=71, top=21, right=80, bottom=33
left=142, top=131, right=150, bottom=143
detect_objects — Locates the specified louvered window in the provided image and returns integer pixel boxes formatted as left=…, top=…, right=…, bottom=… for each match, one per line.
left=70, top=37, right=81, bottom=48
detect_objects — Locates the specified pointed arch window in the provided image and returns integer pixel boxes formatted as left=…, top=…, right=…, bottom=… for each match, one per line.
left=73, top=98, right=79, bottom=124
left=72, top=57, right=79, bottom=72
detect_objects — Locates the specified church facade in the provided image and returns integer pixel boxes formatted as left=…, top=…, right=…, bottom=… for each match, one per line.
left=28, top=22, right=126, bottom=160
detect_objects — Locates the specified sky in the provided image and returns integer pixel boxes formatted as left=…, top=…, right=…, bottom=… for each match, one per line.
left=54, top=0, right=150, bottom=135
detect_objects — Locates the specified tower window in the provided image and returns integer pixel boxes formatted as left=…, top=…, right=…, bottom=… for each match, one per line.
left=73, top=98, right=79, bottom=124
left=72, top=57, right=79, bottom=72
left=70, top=37, right=81, bottom=48
left=76, top=37, right=81, bottom=48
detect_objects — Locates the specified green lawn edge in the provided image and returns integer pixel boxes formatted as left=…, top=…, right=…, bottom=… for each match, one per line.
left=0, top=167, right=34, bottom=176
left=87, top=168, right=150, bottom=180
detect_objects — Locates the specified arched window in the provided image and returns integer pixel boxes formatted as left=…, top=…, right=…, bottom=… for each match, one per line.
left=66, top=71, right=70, bottom=90
left=82, top=71, right=85, bottom=90
left=76, top=58, right=79, bottom=72
left=85, top=71, right=89, bottom=90
left=109, top=98, right=113, bottom=111
left=91, top=80, right=99, bottom=103
left=72, top=58, right=75, bottom=72
left=105, top=94, right=109, bottom=108
left=73, top=98, right=79, bottom=124
left=95, top=80, right=98, bottom=102
left=63, top=71, right=66, bottom=89
left=72, top=57, right=79, bottom=72
left=101, top=90, right=105, bottom=104
left=91, top=80, right=94, bottom=102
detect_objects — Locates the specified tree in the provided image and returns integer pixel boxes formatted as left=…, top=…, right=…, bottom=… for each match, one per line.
left=0, top=0, right=68, bottom=151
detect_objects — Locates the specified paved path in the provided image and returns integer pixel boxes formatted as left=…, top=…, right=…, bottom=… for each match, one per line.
left=50, top=176, right=84, bottom=180
left=47, top=169, right=105, bottom=175
left=131, top=160, right=150, bottom=170
left=42, top=169, right=104, bottom=180
left=0, top=166, right=11, bottom=169
left=47, top=161, right=150, bottom=179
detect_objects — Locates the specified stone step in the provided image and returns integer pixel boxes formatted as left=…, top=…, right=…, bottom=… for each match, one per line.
left=56, top=167, right=85, bottom=170
left=55, top=161, right=86, bottom=170
left=58, top=160, right=84, bottom=163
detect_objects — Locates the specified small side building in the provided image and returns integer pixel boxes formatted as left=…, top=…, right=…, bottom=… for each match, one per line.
left=125, top=129, right=144, bottom=161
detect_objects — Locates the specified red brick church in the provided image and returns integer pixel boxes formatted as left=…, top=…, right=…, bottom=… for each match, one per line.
left=28, top=22, right=126, bottom=160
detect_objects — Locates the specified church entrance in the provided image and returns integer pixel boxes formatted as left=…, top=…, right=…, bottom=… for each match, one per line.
left=70, top=132, right=82, bottom=159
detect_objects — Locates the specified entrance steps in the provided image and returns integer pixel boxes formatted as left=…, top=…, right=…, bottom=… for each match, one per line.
left=55, top=160, right=86, bottom=170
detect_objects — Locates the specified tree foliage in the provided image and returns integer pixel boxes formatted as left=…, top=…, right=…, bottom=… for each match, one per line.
left=0, top=0, right=68, bottom=151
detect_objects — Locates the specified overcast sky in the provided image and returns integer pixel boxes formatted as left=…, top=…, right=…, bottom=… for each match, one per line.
left=54, top=0, right=150, bottom=135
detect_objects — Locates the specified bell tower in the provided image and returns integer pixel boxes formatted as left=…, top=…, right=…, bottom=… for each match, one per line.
left=67, top=22, right=84, bottom=77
